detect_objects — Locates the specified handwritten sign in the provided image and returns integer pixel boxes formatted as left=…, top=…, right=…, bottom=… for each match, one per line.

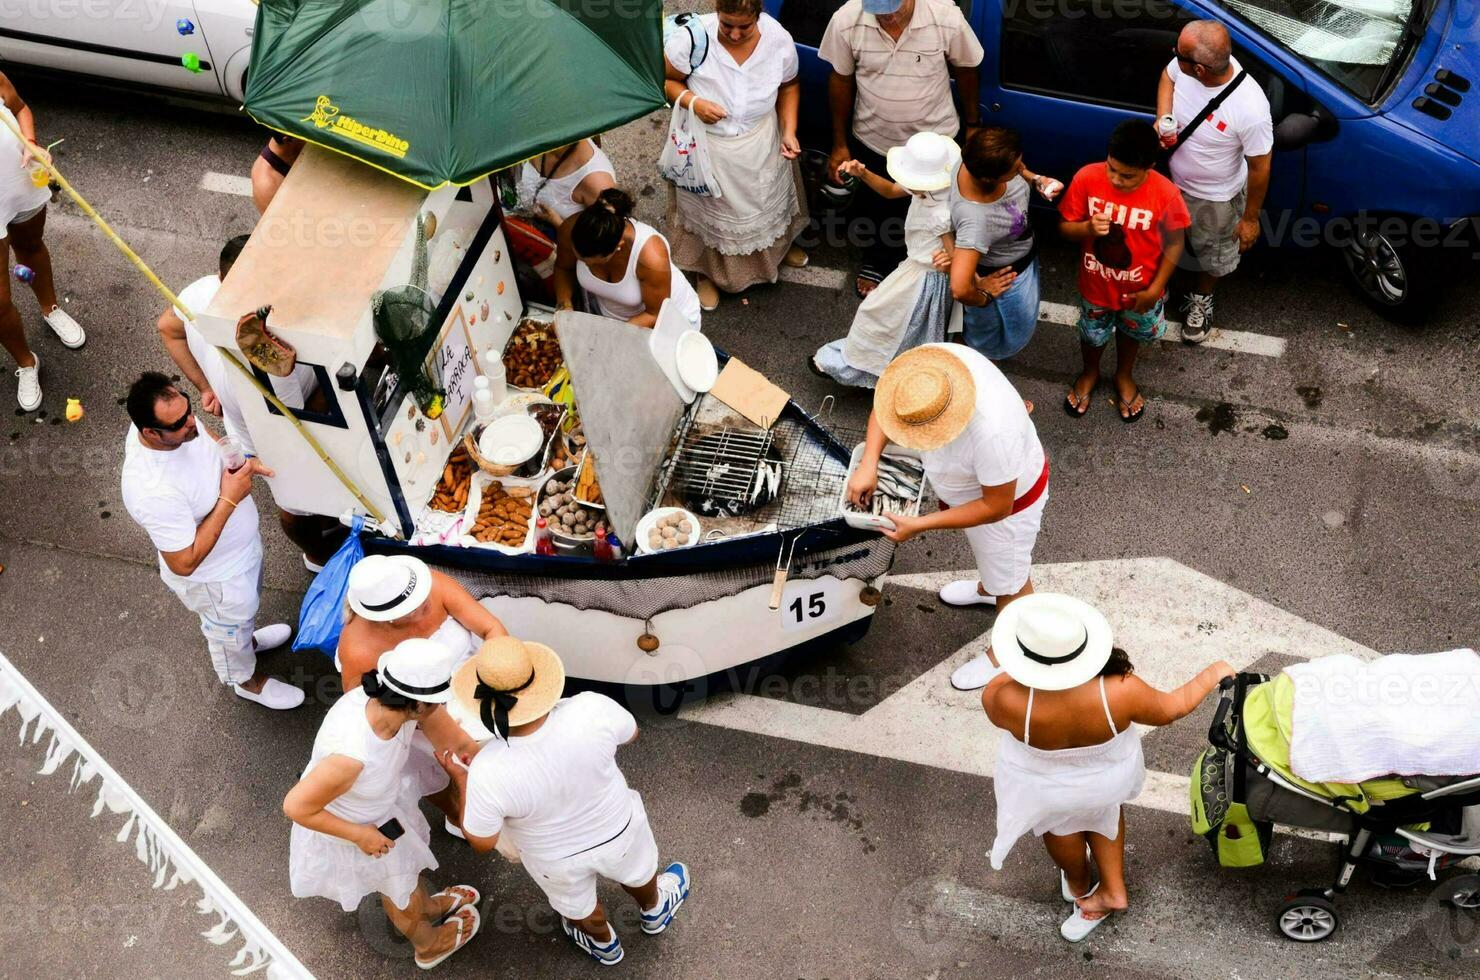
left=433, top=307, right=477, bottom=440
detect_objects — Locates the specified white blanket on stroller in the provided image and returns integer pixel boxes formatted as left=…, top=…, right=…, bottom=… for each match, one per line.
left=1287, top=649, right=1480, bottom=783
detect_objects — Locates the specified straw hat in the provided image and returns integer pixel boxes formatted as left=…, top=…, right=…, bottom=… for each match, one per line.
left=873, top=346, right=976, bottom=451
left=347, top=554, right=432, bottom=622
left=451, top=636, right=566, bottom=740
left=371, top=638, right=455, bottom=704
left=990, top=593, right=1114, bottom=691
left=886, top=132, right=961, bottom=193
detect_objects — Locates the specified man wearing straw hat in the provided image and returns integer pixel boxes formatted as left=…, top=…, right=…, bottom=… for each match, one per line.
left=846, top=344, right=1047, bottom=692
left=440, top=637, right=691, bottom=966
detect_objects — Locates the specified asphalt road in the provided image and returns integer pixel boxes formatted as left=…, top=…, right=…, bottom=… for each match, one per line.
left=0, top=67, right=1477, bottom=980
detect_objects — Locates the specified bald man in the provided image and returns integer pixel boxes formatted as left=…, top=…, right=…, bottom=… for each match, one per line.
left=1156, top=19, right=1272, bottom=344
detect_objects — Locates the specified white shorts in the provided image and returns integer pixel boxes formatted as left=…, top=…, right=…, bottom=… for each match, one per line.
left=962, top=491, right=1046, bottom=597
left=518, top=792, right=659, bottom=920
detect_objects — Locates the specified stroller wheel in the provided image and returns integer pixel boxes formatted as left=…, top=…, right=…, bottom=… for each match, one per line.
left=1275, top=894, right=1339, bottom=942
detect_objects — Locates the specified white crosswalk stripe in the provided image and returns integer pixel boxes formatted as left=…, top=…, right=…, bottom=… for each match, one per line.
left=198, top=171, right=253, bottom=197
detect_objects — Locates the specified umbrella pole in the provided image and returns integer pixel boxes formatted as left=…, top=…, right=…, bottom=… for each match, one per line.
left=0, top=111, right=387, bottom=528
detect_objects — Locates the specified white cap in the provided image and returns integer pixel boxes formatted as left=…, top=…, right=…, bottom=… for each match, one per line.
left=374, top=638, right=456, bottom=703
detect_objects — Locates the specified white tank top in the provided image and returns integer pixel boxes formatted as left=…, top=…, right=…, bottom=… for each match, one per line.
left=518, top=141, right=615, bottom=222
left=576, top=220, right=702, bottom=325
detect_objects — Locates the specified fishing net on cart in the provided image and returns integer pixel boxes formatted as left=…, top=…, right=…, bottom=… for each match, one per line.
left=371, top=213, right=444, bottom=416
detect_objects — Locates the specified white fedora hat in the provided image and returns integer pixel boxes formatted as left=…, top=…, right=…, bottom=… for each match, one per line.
left=347, top=554, right=433, bottom=622
left=886, top=132, right=961, bottom=193
left=372, top=637, right=456, bottom=704
left=990, top=593, right=1114, bottom=691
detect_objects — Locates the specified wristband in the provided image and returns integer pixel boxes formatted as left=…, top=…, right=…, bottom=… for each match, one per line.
left=218, top=495, right=238, bottom=510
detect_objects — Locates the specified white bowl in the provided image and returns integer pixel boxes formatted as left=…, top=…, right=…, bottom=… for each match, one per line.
left=675, top=331, right=717, bottom=393
left=634, top=507, right=701, bottom=555
left=478, top=414, right=543, bottom=466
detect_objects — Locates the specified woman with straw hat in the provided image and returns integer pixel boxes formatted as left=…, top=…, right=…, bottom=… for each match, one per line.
left=284, top=638, right=483, bottom=969
left=980, top=593, right=1233, bottom=942
left=810, top=132, right=964, bottom=388
left=846, top=343, right=1048, bottom=691
left=440, top=637, right=692, bottom=967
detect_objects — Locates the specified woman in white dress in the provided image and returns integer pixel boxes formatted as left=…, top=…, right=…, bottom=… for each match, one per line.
left=980, top=593, right=1233, bottom=942
left=516, top=138, right=616, bottom=227
left=812, top=133, right=963, bottom=387
left=553, top=189, right=702, bottom=329
left=662, top=0, right=808, bottom=310
left=285, top=640, right=482, bottom=969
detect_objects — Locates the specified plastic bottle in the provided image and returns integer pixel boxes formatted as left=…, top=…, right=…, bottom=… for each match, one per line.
left=606, top=531, right=624, bottom=562
left=534, top=517, right=556, bottom=556
left=592, top=523, right=614, bottom=562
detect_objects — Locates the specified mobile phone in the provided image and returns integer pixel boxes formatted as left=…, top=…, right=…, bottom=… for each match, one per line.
left=377, top=818, right=405, bottom=841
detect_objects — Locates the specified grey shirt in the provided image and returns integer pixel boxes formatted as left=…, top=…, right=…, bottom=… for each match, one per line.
left=949, top=164, right=1034, bottom=268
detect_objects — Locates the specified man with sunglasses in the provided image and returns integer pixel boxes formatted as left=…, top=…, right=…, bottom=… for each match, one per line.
left=120, top=372, right=305, bottom=710
left=1155, top=19, right=1272, bottom=344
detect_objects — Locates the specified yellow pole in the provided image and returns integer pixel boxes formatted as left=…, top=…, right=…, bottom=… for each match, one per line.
left=0, top=112, right=388, bottom=527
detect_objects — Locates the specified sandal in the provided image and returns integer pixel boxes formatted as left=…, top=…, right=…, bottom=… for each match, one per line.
left=854, top=267, right=883, bottom=299
left=1063, top=383, right=1094, bottom=418
left=416, top=906, right=480, bottom=970
left=1114, top=390, right=1146, bottom=424
left=432, top=884, right=481, bottom=924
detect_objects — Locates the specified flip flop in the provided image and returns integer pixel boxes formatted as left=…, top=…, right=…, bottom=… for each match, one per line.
left=1114, top=391, right=1145, bottom=424
left=432, top=884, right=480, bottom=923
left=416, top=906, right=480, bottom=970
left=1060, top=871, right=1098, bottom=903
left=1060, top=902, right=1112, bottom=943
left=1063, top=383, right=1094, bottom=418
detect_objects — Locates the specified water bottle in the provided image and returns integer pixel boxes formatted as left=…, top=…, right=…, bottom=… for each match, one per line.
left=218, top=436, right=247, bottom=472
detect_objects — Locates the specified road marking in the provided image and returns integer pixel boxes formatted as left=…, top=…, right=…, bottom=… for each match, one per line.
left=777, top=263, right=1287, bottom=358
left=0, top=651, right=313, bottom=978
left=198, top=171, right=253, bottom=197
left=682, top=557, right=1373, bottom=831
left=1038, top=299, right=1287, bottom=357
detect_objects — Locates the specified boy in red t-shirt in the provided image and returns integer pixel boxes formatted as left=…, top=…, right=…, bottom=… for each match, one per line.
left=1059, top=121, right=1189, bottom=423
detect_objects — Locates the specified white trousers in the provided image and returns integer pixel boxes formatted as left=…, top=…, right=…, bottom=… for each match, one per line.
left=163, top=561, right=263, bottom=685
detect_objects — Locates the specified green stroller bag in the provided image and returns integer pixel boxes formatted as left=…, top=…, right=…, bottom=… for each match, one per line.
left=1191, top=746, right=1274, bottom=868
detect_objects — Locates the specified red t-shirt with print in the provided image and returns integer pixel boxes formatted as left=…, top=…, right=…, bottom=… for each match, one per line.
left=1059, top=163, right=1191, bottom=310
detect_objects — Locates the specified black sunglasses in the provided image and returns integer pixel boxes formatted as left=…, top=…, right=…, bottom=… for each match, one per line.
left=1173, top=46, right=1204, bottom=70
left=150, top=396, right=192, bottom=433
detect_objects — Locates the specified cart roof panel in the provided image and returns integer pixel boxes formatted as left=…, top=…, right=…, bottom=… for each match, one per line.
left=210, top=145, right=425, bottom=341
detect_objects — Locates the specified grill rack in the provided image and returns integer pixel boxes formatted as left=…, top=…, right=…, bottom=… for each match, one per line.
left=668, top=427, right=779, bottom=508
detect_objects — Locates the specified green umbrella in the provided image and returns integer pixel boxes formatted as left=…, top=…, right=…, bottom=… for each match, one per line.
left=244, top=0, right=665, bottom=189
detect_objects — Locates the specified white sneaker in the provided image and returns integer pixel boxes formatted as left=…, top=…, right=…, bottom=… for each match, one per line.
left=938, top=579, right=996, bottom=608
left=253, top=623, right=292, bottom=650
left=950, top=654, right=1004, bottom=692
left=1181, top=293, right=1213, bottom=345
left=15, top=354, right=40, bottom=412
left=233, top=677, right=305, bottom=710
left=43, top=307, right=85, bottom=349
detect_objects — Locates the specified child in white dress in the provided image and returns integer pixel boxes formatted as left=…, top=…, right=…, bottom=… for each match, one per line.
left=812, top=133, right=964, bottom=388
left=285, top=639, right=482, bottom=969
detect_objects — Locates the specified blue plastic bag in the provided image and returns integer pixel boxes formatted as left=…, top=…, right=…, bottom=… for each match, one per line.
left=293, top=516, right=365, bottom=657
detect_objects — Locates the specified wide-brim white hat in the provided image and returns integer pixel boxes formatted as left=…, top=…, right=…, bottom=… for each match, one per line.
left=886, top=133, right=961, bottom=193
left=990, top=593, right=1114, bottom=691
left=347, top=554, right=433, bottom=622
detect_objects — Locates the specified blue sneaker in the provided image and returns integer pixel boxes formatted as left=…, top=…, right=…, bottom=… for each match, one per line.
left=561, top=917, right=624, bottom=966
left=640, top=862, right=691, bottom=935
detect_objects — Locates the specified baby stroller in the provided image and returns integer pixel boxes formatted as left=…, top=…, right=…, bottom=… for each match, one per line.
left=1192, top=672, right=1480, bottom=941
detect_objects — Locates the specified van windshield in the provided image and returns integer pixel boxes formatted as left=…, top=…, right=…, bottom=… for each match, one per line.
left=1217, top=0, right=1431, bottom=102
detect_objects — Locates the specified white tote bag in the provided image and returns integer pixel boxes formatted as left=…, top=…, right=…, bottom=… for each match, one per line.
left=657, top=99, right=723, bottom=200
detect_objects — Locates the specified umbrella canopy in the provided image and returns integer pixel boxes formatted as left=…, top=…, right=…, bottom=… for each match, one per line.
left=244, top=0, right=665, bottom=189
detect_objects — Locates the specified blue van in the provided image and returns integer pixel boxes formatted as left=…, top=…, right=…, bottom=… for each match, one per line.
left=770, top=0, right=1480, bottom=320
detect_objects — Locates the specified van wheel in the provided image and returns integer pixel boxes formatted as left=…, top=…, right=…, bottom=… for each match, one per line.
left=1339, top=223, right=1437, bottom=323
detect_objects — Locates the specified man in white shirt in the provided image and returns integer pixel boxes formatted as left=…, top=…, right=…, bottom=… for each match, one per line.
left=156, top=236, right=343, bottom=570
left=847, top=345, right=1048, bottom=692
left=819, top=0, right=983, bottom=295
left=442, top=638, right=690, bottom=967
left=1156, top=19, right=1272, bottom=343
left=119, top=372, right=304, bottom=710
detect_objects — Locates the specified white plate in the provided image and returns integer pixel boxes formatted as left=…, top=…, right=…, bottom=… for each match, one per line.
left=675, top=330, right=717, bottom=393
left=478, top=414, right=543, bottom=465
left=634, top=507, right=701, bottom=555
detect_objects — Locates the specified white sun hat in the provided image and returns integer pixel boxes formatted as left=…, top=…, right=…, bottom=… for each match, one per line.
left=347, top=554, right=433, bottom=622
left=372, top=638, right=456, bottom=704
left=885, top=132, right=962, bottom=193
left=990, top=593, right=1114, bottom=691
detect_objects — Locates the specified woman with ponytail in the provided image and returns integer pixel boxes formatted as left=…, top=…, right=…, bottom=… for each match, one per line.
left=553, top=188, right=702, bottom=329
left=285, top=638, right=482, bottom=969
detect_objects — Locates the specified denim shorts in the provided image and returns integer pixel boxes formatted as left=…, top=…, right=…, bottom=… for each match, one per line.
left=1076, top=294, right=1167, bottom=347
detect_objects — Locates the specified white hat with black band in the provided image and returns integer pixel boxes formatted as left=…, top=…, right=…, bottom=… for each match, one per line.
left=990, top=593, right=1114, bottom=691
left=347, top=554, right=433, bottom=622
left=371, top=638, right=456, bottom=704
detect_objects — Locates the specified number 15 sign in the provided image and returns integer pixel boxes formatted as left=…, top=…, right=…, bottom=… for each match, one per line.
left=779, top=577, right=844, bottom=633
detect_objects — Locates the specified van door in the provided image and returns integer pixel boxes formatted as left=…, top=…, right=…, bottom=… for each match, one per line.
left=0, top=0, right=223, bottom=96
left=977, top=0, right=1304, bottom=216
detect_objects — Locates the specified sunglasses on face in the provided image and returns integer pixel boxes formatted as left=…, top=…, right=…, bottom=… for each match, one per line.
left=1173, top=46, right=1204, bottom=70
left=151, top=397, right=192, bottom=433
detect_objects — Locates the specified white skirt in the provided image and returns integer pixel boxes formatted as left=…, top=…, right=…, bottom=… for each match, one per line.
left=289, top=796, right=438, bottom=912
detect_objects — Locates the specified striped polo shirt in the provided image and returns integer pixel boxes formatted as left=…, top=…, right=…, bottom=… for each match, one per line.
left=818, top=0, right=984, bottom=155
